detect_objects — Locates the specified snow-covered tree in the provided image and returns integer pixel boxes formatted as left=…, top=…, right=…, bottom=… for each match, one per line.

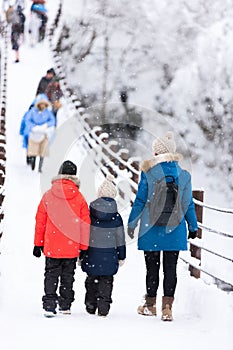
left=56, top=0, right=233, bottom=193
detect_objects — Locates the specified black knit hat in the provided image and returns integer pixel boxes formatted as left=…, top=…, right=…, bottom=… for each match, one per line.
left=47, top=68, right=55, bottom=75
left=58, top=160, right=77, bottom=175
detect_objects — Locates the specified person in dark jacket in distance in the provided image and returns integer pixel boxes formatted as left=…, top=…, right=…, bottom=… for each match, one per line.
left=45, top=76, right=63, bottom=125
left=7, top=5, right=23, bottom=63
left=36, top=68, right=55, bottom=95
left=127, top=131, right=198, bottom=321
left=81, top=175, right=126, bottom=317
left=33, top=160, right=91, bottom=317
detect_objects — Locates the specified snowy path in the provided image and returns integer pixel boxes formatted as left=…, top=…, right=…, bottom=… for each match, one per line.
left=0, top=12, right=233, bottom=350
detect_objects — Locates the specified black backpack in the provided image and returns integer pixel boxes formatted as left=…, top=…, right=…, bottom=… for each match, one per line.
left=149, top=175, right=182, bottom=227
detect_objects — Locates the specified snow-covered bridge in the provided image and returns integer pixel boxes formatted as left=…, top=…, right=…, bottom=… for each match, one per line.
left=0, top=1, right=232, bottom=350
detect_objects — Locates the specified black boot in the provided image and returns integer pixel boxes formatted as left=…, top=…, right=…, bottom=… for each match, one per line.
left=26, top=156, right=32, bottom=165
left=30, top=156, right=36, bottom=171
left=38, top=157, right=44, bottom=173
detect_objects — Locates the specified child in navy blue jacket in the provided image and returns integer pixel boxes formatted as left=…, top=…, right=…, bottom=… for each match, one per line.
left=81, top=175, right=126, bottom=317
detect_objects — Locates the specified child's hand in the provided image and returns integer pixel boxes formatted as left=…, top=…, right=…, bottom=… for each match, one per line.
left=33, top=246, right=43, bottom=258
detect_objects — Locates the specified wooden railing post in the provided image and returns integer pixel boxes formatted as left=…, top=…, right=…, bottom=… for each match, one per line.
left=189, top=189, right=204, bottom=278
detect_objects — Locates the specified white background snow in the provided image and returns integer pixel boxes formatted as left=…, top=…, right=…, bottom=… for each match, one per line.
left=0, top=1, right=233, bottom=349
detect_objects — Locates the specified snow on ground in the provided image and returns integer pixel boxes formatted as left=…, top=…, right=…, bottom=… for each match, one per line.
left=0, top=2, right=233, bottom=350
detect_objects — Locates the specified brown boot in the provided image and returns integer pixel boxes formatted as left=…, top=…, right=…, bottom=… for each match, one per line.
left=137, top=295, right=156, bottom=316
left=161, top=296, right=174, bottom=321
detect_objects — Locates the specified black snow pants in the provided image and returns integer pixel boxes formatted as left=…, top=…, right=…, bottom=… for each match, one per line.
left=84, top=275, right=114, bottom=316
left=42, top=257, right=77, bottom=311
left=144, top=251, right=179, bottom=298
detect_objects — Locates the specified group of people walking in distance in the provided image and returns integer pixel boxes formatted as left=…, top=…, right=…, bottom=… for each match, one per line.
left=32, top=131, right=198, bottom=320
left=19, top=67, right=63, bottom=172
left=4, top=0, right=48, bottom=63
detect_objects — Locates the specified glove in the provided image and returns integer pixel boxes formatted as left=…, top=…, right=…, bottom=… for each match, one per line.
left=118, top=260, right=125, bottom=267
left=78, top=250, right=86, bottom=266
left=188, top=230, right=198, bottom=239
left=127, top=227, right=135, bottom=239
left=79, top=250, right=85, bottom=260
left=53, top=100, right=62, bottom=110
left=33, top=246, right=44, bottom=258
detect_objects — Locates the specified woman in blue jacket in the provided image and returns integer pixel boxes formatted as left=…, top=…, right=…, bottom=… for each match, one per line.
left=23, top=97, right=55, bottom=172
left=128, top=132, right=198, bottom=321
left=81, top=175, right=126, bottom=317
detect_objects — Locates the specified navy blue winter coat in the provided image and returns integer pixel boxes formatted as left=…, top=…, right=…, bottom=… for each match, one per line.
left=81, top=197, right=126, bottom=276
left=128, top=153, right=198, bottom=252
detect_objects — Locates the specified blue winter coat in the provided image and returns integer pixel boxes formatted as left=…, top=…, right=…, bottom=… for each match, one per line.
left=19, top=110, right=29, bottom=137
left=22, top=106, right=55, bottom=148
left=19, top=94, right=50, bottom=139
left=128, top=153, right=198, bottom=252
left=81, top=197, right=126, bottom=276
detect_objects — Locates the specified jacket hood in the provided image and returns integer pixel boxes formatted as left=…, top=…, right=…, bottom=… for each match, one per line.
left=90, top=197, right=118, bottom=221
left=51, top=175, right=80, bottom=200
left=141, top=153, right=183, bottom=172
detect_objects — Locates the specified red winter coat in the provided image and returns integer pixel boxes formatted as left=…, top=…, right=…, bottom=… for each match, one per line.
left=34, top=175, right=90, bottom=258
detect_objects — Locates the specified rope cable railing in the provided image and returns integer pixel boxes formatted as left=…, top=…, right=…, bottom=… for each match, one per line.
left=81, top=117, right=140, bottom=176
left=198, top=222, right=233, bottom=239
left=82, top=132, right=138, bottom=191
left=194, top=198, right=233, bottom=214
left=188, top=241, right=233, bottom=263
left=182, top=191, right=233, bottom=290
left=179, top=256, right=233, bottom=290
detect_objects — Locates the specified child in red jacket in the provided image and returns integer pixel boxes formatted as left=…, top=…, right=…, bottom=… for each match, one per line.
left=33, top=160, right=90, bottom=317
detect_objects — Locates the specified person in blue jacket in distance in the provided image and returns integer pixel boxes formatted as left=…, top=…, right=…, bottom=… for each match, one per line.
left=22, top=96, right=55, bottom=172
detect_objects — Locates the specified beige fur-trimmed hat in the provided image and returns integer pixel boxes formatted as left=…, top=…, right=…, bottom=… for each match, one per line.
left=152, top=131, right=176, bottom=155
left=35, top=99, right=50, bottom=109
left=97, top=175, right=117, bottom=198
